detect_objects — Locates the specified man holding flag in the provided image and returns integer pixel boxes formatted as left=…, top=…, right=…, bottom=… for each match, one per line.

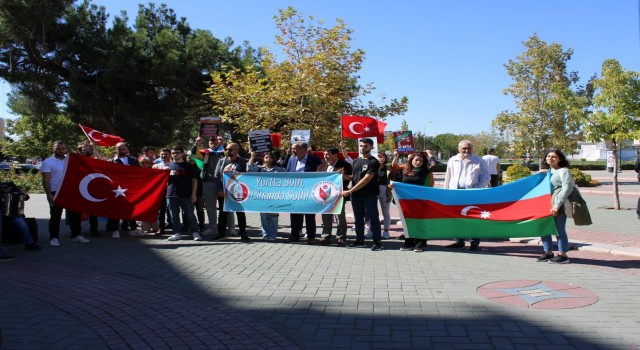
left=443, top=139, right=490, bottom=251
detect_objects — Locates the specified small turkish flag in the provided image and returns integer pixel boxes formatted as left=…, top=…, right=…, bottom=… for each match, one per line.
left=79, top=125, right=125, bottom=147
left=341, top=115, right=386, bottom=143
left=54, top=154, right=169, bottom=221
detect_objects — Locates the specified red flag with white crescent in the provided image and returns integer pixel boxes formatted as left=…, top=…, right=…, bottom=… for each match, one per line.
left=341, top=115, right=386, bottom=143
left=54, top=154, right=169, bottom=221
left=79, top=125, right=125, bottom=146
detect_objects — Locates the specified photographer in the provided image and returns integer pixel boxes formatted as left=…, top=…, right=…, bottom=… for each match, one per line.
left=0, top=181, right=40, bottom=251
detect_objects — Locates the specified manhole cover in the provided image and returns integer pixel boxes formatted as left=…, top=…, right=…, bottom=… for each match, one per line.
left=477, top=280, right=598, bottom=309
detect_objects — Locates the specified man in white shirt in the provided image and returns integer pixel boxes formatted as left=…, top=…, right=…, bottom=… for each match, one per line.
left=443, top=140, right=490, bottom=251
left=41, top=141, right=89, bottom=246
left=482, top=148, right=501, bottom=187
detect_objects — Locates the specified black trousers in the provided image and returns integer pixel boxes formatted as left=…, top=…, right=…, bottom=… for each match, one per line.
left=290, top=213, right=316, bottom=240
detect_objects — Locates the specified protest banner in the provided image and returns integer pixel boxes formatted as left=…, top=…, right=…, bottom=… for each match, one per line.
left=393, top=130, right=415, bottom=154
left=223, top=172, right=343, bottom=214
left=199, top=116, right=221, bottom=138
left=248, top=129, right=273, bottom=152
left=291, top=130, right=311, bottom=144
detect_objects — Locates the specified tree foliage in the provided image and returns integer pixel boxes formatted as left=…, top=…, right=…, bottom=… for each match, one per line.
left=206, top=7, right=408, bottom=148
left=0, top=0, right=255, bottom=156
left=493, top=34, right=589, bottom=158
left=584, top=59, right=640, bottom=209
left=432, top=133, right=460, bottom=159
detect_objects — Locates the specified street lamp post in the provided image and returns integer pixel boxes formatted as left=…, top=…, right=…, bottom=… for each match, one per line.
left=423, top=121, right=432, bottom=150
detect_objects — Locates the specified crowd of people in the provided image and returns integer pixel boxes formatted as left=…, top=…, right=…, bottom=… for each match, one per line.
left=0, top=136, right=573, bottom=264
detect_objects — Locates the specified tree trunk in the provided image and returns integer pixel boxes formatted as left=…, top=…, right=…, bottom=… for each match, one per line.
left=612, top=141, right=621, bottom=210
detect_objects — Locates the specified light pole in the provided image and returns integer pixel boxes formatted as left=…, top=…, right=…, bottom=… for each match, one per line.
left=423, top=121, right=432, bottom=150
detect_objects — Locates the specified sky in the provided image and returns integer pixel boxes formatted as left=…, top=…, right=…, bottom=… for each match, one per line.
left=1, top=0, right=639, bottom=137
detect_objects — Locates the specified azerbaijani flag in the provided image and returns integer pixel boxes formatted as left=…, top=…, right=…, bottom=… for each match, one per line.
left=392, top=173, right=557, bottom=239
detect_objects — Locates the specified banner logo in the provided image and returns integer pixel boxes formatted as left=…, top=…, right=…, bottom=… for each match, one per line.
left=312, top=181, right=339, bottom=205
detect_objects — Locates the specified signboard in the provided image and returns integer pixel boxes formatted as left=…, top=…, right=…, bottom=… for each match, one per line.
left=248, top=129, right=273, bottom=153
left=393, top=130, right=415, bottom=154
left=291, top=130, right=311, bottom=144
left=199, top=117, right=221, bottom=138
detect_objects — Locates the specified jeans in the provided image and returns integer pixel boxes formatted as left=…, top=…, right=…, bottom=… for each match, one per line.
left=541, top=213, right=569, bottom=253
left=49, top=193, right=81, bottom=239
left=168, top=197, right=199, bottom=234
left=377, top=185, right=391, bottom=231
left=203, top=181, right=218, bottom=231
left=4, top=216, right=33, bottom=244
left=351, top=195, right=381, bottom=243
left=260, top=213, right=279, bottom=239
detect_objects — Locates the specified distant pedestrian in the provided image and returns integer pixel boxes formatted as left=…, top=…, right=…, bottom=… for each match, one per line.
left=482, top=148, right=501, bottom=187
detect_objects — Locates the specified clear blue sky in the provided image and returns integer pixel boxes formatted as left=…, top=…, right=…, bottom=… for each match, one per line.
left=2, top=0, right=639, bottom=137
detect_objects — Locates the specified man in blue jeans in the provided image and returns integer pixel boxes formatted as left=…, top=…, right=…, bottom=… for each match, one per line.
left=165, top=146, right=201, bottom=242
left=341, top=138, right=382, bottom=251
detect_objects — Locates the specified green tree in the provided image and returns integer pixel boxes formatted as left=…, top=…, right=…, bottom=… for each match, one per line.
left=584, top=59, right=640, bottom=209
left=432, top=133, right=461, bottom=160
left=1, top=92, right=79, bottom=159
left=0, top=1, right=254, bottom=154
left=207, top=7, right=408, bottom=148
left=493, top=34, right=588, bottom=160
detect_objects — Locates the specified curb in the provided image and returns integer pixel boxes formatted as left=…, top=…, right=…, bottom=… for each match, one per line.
left=509, top=237, right=640, bottom=258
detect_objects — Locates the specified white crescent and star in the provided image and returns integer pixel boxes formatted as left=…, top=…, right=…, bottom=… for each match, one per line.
left=460, top=206, right=492, bottom=219
left=78, top=173, right=128, bottom=202
left=86, top=130, right=103, bottom=142
left=348, top=122, right=371, bottom=135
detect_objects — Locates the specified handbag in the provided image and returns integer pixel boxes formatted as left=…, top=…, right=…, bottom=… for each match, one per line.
left=567, top=187, right=592, bottom=226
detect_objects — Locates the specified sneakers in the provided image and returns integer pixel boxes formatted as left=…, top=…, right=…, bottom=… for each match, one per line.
left=228, top=228, right=238, bottom=236
left=536, top=252, right=555, bottom=262
left=287, top=236, right=301, bottom=243
left=336, top=237, right=347, bottom=247
left=72, top=235, right=90, bottom=243
left=549, top=255, right=570, bottom=264
left=396, top=234, right=405, bottom=240
left=364, top=226, right=372, bottom=239
left=414, top=241, right=425, bottom=252
left=347, top=241, right=366, bottom=249
left=193, top=232, right=202, bottom=241
left=382, top=231, right=390, bottom=239
left=240, top=234, right=251, bottom=242
left=130, top=229, right=146, bottom=236
left=399, top=246, right=413, bottom=251
left=167, top=233, right=181, bottom=241
left=370, top=243, right=383, bottom=251
left=49, top=238, right=60, bottom=247
left=445, top=242, right=465, bottom=248
left=0, top=255, right=16, bottom=261
left=112, top=231, right=120, bottom=239
left=318, top=236, right=332, bottom=245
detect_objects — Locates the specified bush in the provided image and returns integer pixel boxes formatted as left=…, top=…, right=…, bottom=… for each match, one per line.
left=505, top=164, right=531, bottom=182
left=0, top=171, right=43, bottom=194
left=570, top=168, right=592, bottom=187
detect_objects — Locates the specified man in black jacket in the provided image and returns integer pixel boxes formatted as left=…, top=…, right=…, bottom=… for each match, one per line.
left=286, top=142, right=322, bottom=244
left=214, top=142, right=251, bottom=241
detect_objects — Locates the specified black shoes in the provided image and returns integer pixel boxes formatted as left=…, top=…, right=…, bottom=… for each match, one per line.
left=465, top=245, right=479, bottom=251
left=536, top=252, right=555, bottom=262
left=287, top=236, right=301, bottom=243
left=370, top=243, right=383, bottom=251
left=445, top=242, right=465, bottom=248
left=240, top=234, right=251, bottom=242
left=25, top=243, right=41, bottom=251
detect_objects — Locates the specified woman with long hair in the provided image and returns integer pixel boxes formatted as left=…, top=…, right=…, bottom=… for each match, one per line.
left=391, top=151, right=434, bottom=252
left=538, top=149, right=573, bottom=264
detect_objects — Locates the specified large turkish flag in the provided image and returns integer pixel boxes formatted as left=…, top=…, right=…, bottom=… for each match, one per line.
left=341, top=115, right=386, bottom=143
left=54, top=154, right=169, bottom=222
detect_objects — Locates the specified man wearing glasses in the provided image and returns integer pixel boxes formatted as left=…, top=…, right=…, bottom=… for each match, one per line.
left=443, top=140, right=490, bottom=251
left=166, top=146, right=201, bottom=241
left=214, top=143, right=250, bottom=242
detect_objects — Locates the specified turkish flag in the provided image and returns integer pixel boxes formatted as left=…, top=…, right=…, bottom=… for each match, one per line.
left=79, top=125, right=125, bottom=147
left=341, top=115, right=387, bottom=143
left=54, top=154, right=169, bottom=222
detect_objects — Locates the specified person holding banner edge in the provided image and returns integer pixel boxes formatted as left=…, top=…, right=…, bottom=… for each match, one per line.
left=214, top=143, right=251, bottom=242
left=286, top=142, right=322, bottom=244
left=341, top=138, right=383, bottom=251
left=317, top=147, right=353, bottom=246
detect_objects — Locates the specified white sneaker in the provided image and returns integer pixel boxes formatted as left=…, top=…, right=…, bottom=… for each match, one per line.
left=72, top=235, right=90, bottom=243
left=50, top=238, right=60, bottom=247
left=167, top=233, right=181, bottom=241
left=228, top=228, right=238, bottom=236
left=382, top=231, right=390, bottom=239
left=193, top=232, right=202, bottom=241
left=112, top=231, right=120, bottom=239
left=130, top=229, right=146, bottom=236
